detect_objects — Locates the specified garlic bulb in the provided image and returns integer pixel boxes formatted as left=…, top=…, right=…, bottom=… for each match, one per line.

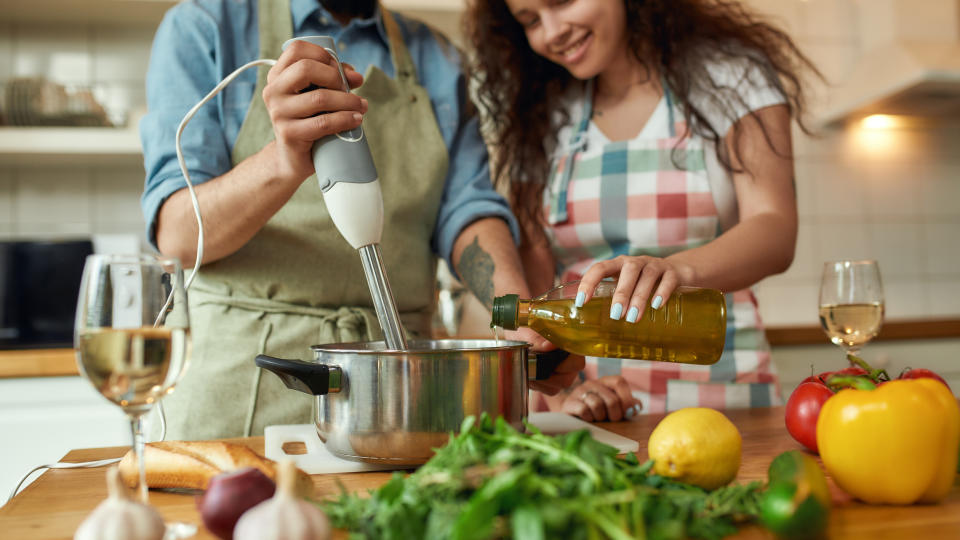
left=74, top=466, right=166, bottom=540
left=233, top=460, right=329, bottom=540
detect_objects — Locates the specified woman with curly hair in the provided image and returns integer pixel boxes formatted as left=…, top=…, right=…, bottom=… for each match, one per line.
left=464, top=0, right=819, bottom=421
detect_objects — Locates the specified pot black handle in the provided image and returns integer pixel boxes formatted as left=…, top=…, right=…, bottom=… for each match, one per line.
left=255, top=354, right=331, bottom=395
left=533, top=349, right=570, bottom=380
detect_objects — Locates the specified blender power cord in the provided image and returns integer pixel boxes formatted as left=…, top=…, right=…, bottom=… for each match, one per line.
left=6, top=58, right=277, bottom=505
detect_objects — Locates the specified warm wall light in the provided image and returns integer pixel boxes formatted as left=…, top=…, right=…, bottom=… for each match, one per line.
left=861, top=114, right=898, bottom=130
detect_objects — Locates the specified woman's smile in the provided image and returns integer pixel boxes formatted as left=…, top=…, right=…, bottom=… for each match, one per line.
left=507, top=0, right=628, bottom=80
left=556, top=31, right=593, bottom=65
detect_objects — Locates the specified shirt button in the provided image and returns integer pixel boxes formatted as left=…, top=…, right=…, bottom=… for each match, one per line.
left=338, top=42, right=347, bottom=52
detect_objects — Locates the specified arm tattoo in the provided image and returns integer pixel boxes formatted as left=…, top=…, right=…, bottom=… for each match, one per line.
left=458, top=236, right=496, bottom=310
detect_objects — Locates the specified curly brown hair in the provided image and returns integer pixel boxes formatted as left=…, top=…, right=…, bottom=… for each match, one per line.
left=463, top=0, right=820, bottom=242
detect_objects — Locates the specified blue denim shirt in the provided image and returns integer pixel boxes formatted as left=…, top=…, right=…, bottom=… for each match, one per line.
left=139, top=0, right=518, bottom=270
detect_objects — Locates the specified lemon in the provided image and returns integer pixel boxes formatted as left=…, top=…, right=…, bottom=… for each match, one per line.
left=647, top=407, right=742, bottom=490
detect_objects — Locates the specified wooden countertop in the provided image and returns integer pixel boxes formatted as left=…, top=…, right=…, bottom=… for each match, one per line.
left=2, top=406, right=958, bottom=539
left=0, top=348, right=77, bottom=378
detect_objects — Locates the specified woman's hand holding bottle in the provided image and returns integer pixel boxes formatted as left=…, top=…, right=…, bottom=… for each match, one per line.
left=507, top=327, right=585, bottom=395
left=575, top=255, right=695, bottom=321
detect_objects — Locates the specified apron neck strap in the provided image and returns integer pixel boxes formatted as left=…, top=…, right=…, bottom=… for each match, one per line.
left=663, top=78, right=677, bottom=137
left=257, top=0, right=417, bottom=85
left=379, top=5, right=417, bottom=84
left=574, top=76, right=678, bottom=142
left=550, top=75, right=677, bottom=225
left=258, top=0, right=293, bottom=61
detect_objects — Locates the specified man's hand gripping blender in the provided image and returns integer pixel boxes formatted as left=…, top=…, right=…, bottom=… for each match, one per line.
left=285, top=36, right=407, bottom=351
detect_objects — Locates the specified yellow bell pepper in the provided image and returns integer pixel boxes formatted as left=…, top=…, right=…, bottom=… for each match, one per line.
left=816, top=377, right=960, bottom=505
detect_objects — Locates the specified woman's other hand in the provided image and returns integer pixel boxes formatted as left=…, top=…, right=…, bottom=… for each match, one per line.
left=507, top=327, right=585, bottom=395
left=575, top=255, right=695, bottom=322
left=562, top=376, right=641, bottom=422
left=262, top=39, right=368, bottom=184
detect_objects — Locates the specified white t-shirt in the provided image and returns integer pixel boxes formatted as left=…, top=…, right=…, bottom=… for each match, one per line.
left=552, top=54, right=787, bottom=231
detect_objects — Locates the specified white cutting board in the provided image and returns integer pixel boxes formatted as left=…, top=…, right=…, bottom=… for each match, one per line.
left=264, top=412, right=639, bottom=475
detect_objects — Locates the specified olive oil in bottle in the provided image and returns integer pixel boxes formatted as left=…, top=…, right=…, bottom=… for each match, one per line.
left=492, top=281, right=726, bottom=365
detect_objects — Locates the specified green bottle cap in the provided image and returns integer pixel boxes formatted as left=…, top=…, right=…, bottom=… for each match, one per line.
left=491, top=294, right=520, bottom=330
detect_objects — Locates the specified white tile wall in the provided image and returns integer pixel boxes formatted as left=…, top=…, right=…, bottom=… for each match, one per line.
left=743, top=0, right=802, bottom=36
left=925, top=277, right=960, bottom=316
left=0, top=168, right=13, bottom=229
left=924, top=222, right=960, bottom=275
left=91, top=24, right=153, bottom=126
left=91, top=166, right=148, bottom=230
left=0, top=23, right=13, bottom=82
left=919, top=165, right=960, bottom=217
left=797, top=0, right=859, bottom=41
left=14, top=167, right=94, bottom=235
left=869, top=223, right=924, bottom=278
left=745, top=0, right=960, bottom=327
left=12, top=24, right=93, bottom=84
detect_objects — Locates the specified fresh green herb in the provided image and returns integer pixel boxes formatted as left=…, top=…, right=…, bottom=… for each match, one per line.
left=320, top=414, right=762, bottom=540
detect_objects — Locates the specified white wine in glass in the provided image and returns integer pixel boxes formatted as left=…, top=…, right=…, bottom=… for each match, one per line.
left=75, top=254, right=191, bottom=502
left=818, top=260, right=884, bottom=358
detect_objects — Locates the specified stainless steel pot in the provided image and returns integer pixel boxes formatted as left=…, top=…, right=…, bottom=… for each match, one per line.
left=255, top=339, right=566, bottom=465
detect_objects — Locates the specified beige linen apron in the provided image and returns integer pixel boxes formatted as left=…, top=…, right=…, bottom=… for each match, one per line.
left=160, top=0, right=449, bottom=440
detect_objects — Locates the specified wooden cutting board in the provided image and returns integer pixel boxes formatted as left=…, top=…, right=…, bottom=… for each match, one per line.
left=264, top=412, right=640, bottom=474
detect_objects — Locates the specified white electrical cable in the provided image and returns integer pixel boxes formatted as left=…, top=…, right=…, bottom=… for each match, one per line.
left=6, top=58, right=278, bottom=505
left=175, top=58, right=278, bottom=289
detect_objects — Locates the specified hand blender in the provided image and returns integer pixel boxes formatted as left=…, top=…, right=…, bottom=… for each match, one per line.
left=283, top=36, right=408, bottom=351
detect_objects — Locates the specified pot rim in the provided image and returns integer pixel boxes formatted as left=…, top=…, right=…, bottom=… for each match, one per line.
left=309, top=338, right=530, bottom=354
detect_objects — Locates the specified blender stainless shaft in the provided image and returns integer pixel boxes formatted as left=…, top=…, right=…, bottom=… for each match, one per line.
left=358, top=243, right=408, bottom=350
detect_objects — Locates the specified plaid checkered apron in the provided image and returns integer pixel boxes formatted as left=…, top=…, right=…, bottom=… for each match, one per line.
left=536, top=80, right=781, bottom=413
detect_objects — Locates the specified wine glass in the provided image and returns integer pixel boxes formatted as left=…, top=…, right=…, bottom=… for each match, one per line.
left=74, top=253, right=191, bottom=503
left=818, top=260, right=884, bottom=362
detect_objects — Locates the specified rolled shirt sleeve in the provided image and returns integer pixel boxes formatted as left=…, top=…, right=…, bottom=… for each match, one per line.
left=139, top=2, right=255, bottom=249
left=405, top=21, right=520, bottom=272
left=430, top=112, right=520, bottom=274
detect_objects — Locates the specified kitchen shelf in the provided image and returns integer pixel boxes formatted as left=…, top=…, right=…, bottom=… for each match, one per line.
left=765, top=317, right=960, bottom=346
left=5, top=0, right=179, bottom=25
left=0, top=126, right=142, bottom=166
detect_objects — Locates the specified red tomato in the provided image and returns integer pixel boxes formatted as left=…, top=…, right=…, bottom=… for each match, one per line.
left=898, top=368, right=952, bottom=392
left=800, top=366, right=868, bottom=385
left=784, top=381, right=834, bottom=453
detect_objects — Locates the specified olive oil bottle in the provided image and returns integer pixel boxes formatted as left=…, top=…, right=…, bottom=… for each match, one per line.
left=492, top=281, right=726, bottom=365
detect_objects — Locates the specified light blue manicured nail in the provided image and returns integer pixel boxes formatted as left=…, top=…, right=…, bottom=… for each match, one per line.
left=575, top=291, right=586, bottom=308
left=651, top=295, right=663, bottom=310
left=610, top=302, right=623, bottom=320
left=625, top=306, right=639, bottom=323
left=625, top=404, right=640, bottom=419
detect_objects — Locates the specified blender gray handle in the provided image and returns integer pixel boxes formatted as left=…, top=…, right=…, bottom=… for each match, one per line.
left=532, top=349, right=570, bottom=381
left=255, top=354, right=342, bottom=395
left=281, top=35, right=377, bottom=193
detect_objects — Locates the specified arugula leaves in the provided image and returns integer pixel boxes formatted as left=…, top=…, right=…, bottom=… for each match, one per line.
left=321, top=414, right=761, bottom=540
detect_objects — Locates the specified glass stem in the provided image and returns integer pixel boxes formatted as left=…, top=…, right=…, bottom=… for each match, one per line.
left=129, top=413, right=148, bottom=503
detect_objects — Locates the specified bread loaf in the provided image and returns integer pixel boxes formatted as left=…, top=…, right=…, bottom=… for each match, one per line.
left=118, top=441, right=313, bottom=497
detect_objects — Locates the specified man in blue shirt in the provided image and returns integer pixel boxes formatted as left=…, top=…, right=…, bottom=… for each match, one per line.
left=140, top=0, right=582, bottom=439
